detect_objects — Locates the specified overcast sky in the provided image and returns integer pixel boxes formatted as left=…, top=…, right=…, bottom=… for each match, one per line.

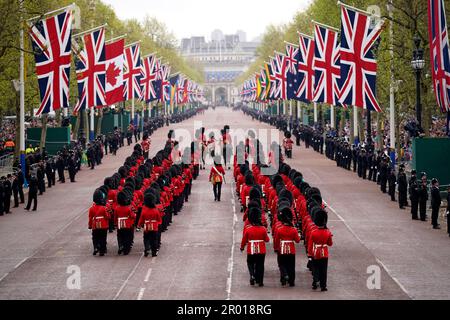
left=102, top=0, right=311, bottom=41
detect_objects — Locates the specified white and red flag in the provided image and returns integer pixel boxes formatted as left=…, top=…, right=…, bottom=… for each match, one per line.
left=105, top=38, right=124, bottom=105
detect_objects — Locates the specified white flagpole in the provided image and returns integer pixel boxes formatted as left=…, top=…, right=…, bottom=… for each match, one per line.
left=314, top=102, right=318, bottom=123
left=131, top=98, right=135, bottom=123
left=353, top=106, right=358, bottom=139
left=330, top=105, right=335, bottom=128
left=19, top=1, right=26, bottom=182
left=388, top=0, right=396, bottom=154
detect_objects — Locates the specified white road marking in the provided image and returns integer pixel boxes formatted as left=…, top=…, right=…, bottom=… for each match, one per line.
left=144, top=268, right=152, bottom=282
left=226, top=180, right=237, bottom=300
left=113, top=253, right=144, bottom=300
left=14, top=258, right=28, bottom=270
left=0, top=273, right=9, bottom=282
left=137, top=288, right=145, bottom=300
left=324, top=200, right=412, bottom=299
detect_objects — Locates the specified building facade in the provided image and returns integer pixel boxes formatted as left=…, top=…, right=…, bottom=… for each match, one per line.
left=180, top=30, right=259, bottom=105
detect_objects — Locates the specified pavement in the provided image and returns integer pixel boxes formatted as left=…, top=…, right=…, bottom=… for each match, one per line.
left=0, top=107, right=448, bottom=300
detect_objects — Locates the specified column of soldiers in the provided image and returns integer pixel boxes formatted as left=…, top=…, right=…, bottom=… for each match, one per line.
left=241, top=105, right=449, bottom=236
left=234, top=142, right=333, bottom=291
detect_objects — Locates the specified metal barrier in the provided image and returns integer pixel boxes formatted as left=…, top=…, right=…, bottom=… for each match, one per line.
left=0, top=153, right=15, bottom=176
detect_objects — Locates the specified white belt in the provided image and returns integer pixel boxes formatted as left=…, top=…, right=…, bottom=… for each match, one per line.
left=249, top=240, right=264, bottom=255
left=280, top=240, right=294, bottom=255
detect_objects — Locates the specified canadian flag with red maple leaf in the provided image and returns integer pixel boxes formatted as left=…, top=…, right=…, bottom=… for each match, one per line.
left=105, top=38, right=125, bottom=105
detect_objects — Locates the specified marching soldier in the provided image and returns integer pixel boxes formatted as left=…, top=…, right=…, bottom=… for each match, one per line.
left=25, top=175, right=38, bottom=212
left=141, top=133, right=151, bottom=160
left=282, top=132, right=294, bottom=159
left=138, top=193, right=162, bottom=257
left=88, top=189, right=110, bottom=256
left=240, top=207, right=270, bottom=287
left=274, top=207, right=300, bottom=287
left=115, top=191, right=136, bottom=255
left=430, top=178, right=441, bottom=230
left=397, top=164, right=408, bottom=209
left=2, top=176, right=12, bottom=214
left=309, top=209, right=333, bottom=292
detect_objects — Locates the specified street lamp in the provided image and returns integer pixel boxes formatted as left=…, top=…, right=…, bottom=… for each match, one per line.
left=411, top=34, right=425, bottom=129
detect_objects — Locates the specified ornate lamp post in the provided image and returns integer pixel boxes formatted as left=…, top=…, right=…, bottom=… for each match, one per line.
left=411, top=35, right=425, bottom=128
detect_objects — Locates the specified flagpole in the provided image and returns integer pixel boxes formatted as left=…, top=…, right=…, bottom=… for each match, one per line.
left=314, top=102, right=318, bottom=124
left=337, top=1, right=382, bottom=19
left=105, top=34, right=127, bottom=44
left=27, top=3, right=76, bottom=22
left=73, top=23, right=107, bottom=39
left=330, top=105, right=335, bottom=128
left=311, top=20, right=340, bottom=32
left=131, top=98, right=135, bottom=124
left=124, top=40, right=142, bottom=48
left=353, top=106, right=358, bottom=141
left=20, top=1, right=27, bottom=187
left=388, top=0, right=396, bottom=156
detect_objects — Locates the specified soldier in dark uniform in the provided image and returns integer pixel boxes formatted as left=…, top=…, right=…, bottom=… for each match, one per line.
left=0, top=180, right=4, bottom=215
left=25, top=175, right=38, bottom=212
left=68, top=153, right=77, bottom=183
left=409, top=170, right=419, bottom=220
left=418, top=172, right=428, bottom=222
left=379, top=157, right=388, bottom=192
left=430, top=178, right=441, bottom=229
left=56, top=153, right=65, bottom=183
left=367, top=149, right=374, bottom=180
left=2, top=176, right=12, bottom=214
left=388, top=167, right=397, bottom=202
left=36, top=162, right=45, bottom=195
left=87, top=143, right=95, bottom=170
left=45, top=158, right=54, bottom=188
left=12, top=173, right=21, bottom=208
left=397, top=164, right=408, bottom=209
left=361, top=149, right=368, bottom=180
left=352, top=145, right=358, bottom=172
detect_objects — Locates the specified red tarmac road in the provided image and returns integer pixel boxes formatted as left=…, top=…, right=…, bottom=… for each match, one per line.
left=0, top=107, right=448, bottom=300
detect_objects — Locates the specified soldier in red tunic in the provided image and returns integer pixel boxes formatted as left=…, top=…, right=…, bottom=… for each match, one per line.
left=308, top=209, right=333, bottom=291
left=283, top=132, right=294, bottom=159
left=209, top=157, right=226, bottom=201
left=115, top=191, right=136, bottom=255
left=139, top=193, right=162, bottom=257
left=141, top=133, right=151, bottom=160
left=88, top=189, right=111, bottom=256
left=240, top=207, right=270, bottom=287
left=274, top=207, right=300, bottom=286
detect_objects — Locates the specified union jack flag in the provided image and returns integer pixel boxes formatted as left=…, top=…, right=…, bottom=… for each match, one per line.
left=140, top=54, right=158, bottom=102
left=259, top=68, right=267, bottom=100
left=313, top=24, right=342, bottom=106
left=73, top=27, right=106, bottom=112
left=123, top=43, right=142, bottom=101
left=285, top=43, right=300, bottom=100
left=339, top=6, right=384, bottom=112
left=296, top=33, right=315, bottom=103
left=28, top=10, right=73, bottom=116
left=428, top=0, right=450, bottom=112
left=274, top=53, right=288, bottom=100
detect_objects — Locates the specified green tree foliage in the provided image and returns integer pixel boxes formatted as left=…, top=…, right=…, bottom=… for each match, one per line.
left=0, top=0, right=203, bottom=116
left=239, top=0, right=450, bottom=135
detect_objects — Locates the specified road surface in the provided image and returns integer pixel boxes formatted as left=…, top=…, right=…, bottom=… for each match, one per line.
left=0, top=107, right=448, bottom=300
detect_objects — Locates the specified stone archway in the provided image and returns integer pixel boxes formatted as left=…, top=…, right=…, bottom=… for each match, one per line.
left=214, top=87, right=227, bottom=106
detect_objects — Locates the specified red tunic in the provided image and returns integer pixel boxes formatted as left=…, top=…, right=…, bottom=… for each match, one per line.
left=274, top=224, right=301, bottom=254
left=209, top=165, right=225, bottom=183
left=88, top=204, right=110, bottom=230
left=240, top=225, right=270, bottom=255
left=114, top=205, right=136, bottom=229
left=139, top=207, right=162, bottom=232
left=308, top=228, right=333, bottom=259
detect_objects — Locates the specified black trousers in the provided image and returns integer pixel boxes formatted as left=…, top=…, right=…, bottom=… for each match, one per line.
left=399, top=190, right=408, bottom=208
left=419, top=199, right=427, bottom=221
left=38, top=180, right=45, bottom=194
left=278, top=254, right=296, bottom=285
left=312, top=258, right=328, bottom=289
left=19, top=187, right=24, bottom=203
left=25, top=192, right=38, bottom=210
left=13, top=190, right=19, bottom=207
left=431, top=205, right=440, bottom=227
left=143, top=231, right=159, bottom=255
left=92, top=229, right=108, bottom=254
left=389, top=185, right=396, bottom=201
left=380, top=178, right=387, bottom=193
left=247, top=254, right=265, bottom=284
left=58, top=169, right=65, bottom=182
left=213, top=182, right=222, bottom=201
left=285, top=149, right=292, bottom=159
left=117, top=228, right=133, bottom=254
left=411, top=198, right=419, bottom=219
left=4, top=194, right=11, bottom=213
